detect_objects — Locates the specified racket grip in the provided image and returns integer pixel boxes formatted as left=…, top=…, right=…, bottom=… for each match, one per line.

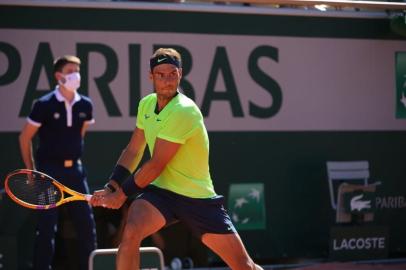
left=85, top=194, right=93, bottom=201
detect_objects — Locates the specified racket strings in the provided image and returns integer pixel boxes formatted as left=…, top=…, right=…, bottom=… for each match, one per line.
left=7, top=172, right=62, bottom=206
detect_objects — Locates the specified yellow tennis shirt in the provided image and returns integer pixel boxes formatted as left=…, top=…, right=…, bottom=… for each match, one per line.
left=136, top=92, right=216, bottom=198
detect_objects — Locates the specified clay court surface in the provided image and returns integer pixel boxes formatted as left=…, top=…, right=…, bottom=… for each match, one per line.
left=198, top=261, right=406, bottom=270
left=289, top=262, right=406, bottom=270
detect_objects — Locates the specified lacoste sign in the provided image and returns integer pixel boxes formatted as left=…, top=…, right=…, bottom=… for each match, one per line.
left=329, top=226, right=388, bottom=261
left=333, top=237, right=385, bottom=251
left=350, top=194, right=372, bottom=212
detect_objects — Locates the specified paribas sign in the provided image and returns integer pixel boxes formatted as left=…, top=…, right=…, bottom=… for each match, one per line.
left=376, top=196, right=406, bottom=209
left=0, top=36, right=282, bottom=129
left=0, top=29, right=405, bottom=132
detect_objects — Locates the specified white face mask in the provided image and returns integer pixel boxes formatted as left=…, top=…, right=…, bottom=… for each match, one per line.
left=60, top=72, right=81, bottom=92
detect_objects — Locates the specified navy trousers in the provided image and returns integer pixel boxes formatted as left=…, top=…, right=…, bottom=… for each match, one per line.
left=33, top=161, right=97, bottom=270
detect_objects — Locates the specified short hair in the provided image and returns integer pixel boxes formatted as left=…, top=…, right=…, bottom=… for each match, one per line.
left=53, top=55, right=81, bottom=73
left=150, top=48, right=182, bottom=71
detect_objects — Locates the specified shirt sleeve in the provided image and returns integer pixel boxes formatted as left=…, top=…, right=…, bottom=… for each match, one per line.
left=85, top=100, right=95, bottom=124
left=136, top=99, right=145, bottom=130
left=27, top=100, right=45, bottom=127
left=157, top=108, right=201, bottom=144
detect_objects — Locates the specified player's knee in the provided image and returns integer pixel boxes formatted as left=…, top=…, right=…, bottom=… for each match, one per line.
left=246, top=260, right=258, bottom=270
left=234, top=257, right=257, bottom=270
left=254, top=263, right=264, bottom=270
left=245, top=260, right=262, bottom=270
left=122, top=221, right=144, bottom=243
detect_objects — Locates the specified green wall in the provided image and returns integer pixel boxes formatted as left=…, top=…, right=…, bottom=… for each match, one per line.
left=2, top=131, right=406, bottom=262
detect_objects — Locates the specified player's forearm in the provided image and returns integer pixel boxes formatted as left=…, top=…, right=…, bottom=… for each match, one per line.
left=117, top=159, right=164, bottom=197
left=107, top=145, right=146, bottom=189
left=81, top=123, right=89, bottom=138
left=116, top=144, right=146, bottom=173
left=132, top=159, right=165, bottom=188
left=19, top=136, right=34, bottom=170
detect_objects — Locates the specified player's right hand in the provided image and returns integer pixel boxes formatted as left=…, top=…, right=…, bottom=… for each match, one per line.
left=89, top=188, right=109, bottom=207
left=90, top=184, right=127, bottom=209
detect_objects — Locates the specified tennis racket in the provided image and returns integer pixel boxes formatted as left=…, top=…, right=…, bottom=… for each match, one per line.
left=4, top=169, right=92, bottom=210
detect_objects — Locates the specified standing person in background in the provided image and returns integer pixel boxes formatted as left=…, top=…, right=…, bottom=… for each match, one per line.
left=19, top=55, right=97, bottom=270
left=91, top=48, right=263, bottom=270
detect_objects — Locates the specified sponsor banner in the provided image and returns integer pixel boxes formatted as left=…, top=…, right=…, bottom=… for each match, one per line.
left=375, top=195, right=406, bottom=209
left=227, top=183, right=266, bottom=230
left=396, top=52, right=406, bottom=118
left=0, top=29, right=405, bottom=131
left=330, top=226, right=389, bottom=261
left=343, top=191, right=375, bottom=214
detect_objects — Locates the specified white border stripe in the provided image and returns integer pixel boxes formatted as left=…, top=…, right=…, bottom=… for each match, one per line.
left=0, top=0, right=388, bottom=18
left=85, top=119, right=96, bottom=125
left=27, top=117, right=42, bottom=127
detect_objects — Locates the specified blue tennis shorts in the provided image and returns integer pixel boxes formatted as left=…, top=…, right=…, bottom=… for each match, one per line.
left=137, top=185, right=237, bottom=238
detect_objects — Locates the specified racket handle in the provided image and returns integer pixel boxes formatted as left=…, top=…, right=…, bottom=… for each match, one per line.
left=85, top=194, right=93, bottom=201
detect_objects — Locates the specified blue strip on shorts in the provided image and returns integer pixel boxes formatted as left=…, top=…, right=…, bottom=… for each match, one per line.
left=136, top=185, right=237, bottom=238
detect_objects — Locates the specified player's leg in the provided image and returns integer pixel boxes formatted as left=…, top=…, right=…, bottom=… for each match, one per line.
left=33, top=208, right=58, bottom=270
left=68, top=202, right=97, bottom=270
left=201, top=232, right=263, bottom=270
left=172, top=192, right=262, bottom=270
left=68, top=168, right=97, bottom=270
left=116, top=198, right=166, bottom=270
left=34, top=163, right=59, bottom=270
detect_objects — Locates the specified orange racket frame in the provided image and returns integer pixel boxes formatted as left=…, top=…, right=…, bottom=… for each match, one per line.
left=5, top=169, right=92, bottom=210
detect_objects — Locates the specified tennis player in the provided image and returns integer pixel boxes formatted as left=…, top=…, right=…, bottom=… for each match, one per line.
left=19, top=55, right=97, bottom=270
left=91, top=48, right=263, bottom=270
